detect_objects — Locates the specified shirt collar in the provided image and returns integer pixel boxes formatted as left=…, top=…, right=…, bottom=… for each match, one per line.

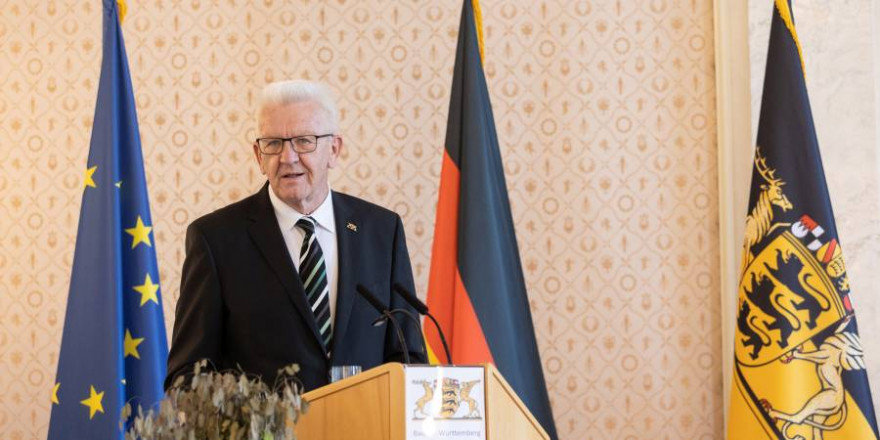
left=267, top=187, right=336, bottom=234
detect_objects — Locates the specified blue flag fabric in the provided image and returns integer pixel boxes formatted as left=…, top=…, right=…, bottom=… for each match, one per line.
left=727, top=1, right=878, bottom=438
left=48, top=1, right=168, bottom=438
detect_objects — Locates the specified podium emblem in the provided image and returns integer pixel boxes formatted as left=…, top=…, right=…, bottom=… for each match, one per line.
left=405, top=366, right=486, bottom=439
left=412, top=378, right=482, bottom=420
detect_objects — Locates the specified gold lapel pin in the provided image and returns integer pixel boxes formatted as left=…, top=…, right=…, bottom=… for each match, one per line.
left=347, top=222, right=357, bottom=232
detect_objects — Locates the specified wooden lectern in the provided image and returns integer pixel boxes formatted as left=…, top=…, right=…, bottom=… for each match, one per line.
left=294, top=363, right=549, bottom=440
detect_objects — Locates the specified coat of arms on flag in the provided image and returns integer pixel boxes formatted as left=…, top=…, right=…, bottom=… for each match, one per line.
left=733, top=151, right=869, bottom=439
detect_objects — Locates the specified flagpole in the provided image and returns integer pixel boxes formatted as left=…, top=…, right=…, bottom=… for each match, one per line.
left=712, top=0, right=752, bottom=434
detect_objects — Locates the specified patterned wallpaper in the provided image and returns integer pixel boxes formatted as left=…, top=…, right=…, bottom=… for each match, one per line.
left=0, top=1, right=721, bottom=439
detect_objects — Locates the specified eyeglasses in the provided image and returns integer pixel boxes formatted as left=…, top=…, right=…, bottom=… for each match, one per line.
left=255, top=134, right=335, bottom=155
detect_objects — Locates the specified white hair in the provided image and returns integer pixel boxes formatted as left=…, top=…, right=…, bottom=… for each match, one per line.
left=256, top=80, right=340, bottom=133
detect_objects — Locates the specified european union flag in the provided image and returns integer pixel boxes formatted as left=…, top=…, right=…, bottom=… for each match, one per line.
left=727, top=1, right=878, bottom=439
left=48, top=1, right=168, bottom=438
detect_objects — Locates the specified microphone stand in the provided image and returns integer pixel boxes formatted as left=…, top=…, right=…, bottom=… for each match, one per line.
left=392, top=283, right=453, bottom=364
left=379, top=311, right=411, bottom=365
left=357, top=284, right=411, bottom=364
left=389, top=308, right=427, bottom=363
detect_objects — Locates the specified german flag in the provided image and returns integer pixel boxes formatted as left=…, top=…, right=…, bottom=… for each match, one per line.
left=727, top=1, right=878, bottom=439
left=425, top=1, right=557, bottom=438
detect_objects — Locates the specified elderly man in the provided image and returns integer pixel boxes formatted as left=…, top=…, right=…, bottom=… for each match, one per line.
left=166, top=80, right=425, bottom=391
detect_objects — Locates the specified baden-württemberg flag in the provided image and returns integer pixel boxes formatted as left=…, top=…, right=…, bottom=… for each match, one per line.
left=48, top=1, right=168, bottom=438
left=727, top=1, right=878, bottom=439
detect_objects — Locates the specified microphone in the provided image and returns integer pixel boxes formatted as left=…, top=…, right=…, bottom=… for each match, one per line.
left=391, top=283, right=453, bottom=365
left=356, top=283, right=389, bottom=315
left=391, top=282, right=428, bottom=314
left=356, top=284, right=411, bottom=364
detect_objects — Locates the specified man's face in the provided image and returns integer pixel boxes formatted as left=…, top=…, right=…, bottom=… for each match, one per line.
left=253, top=100, right=342, bottom=213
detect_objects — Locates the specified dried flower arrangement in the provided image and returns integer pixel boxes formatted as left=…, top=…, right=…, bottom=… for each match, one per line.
left=122, top=360, right=308, bottom=440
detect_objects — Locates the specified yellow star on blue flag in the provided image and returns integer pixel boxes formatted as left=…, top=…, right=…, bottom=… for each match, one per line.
left=133, top=274, right=160, bottom=307
left=51, top=383, right=60, bottom=405
left=80, top=386, right=105, bottom=420
left=125, top=216, right=152, bottom=249
left=84, top=166, right=97, bottom=189
left=124, top=329, right=144, bottom=359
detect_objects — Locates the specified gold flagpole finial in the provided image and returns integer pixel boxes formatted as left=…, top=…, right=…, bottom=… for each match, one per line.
left=117, top=0, right=127, bottom=23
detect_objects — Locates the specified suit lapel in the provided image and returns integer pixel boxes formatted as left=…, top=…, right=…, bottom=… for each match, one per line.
left=247, top=184, right=326, bottom=356
left=331, top=192, right=360, bottom=359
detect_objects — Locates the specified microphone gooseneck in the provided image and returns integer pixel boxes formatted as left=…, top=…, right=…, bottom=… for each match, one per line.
left=391, top=283, right=453, bottom=365
left=356, top=284, right=411, bottom=364
left=388, top=308, right=427, bottom=362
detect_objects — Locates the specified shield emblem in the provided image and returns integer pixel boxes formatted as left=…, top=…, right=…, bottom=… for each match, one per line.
left=732, top=231, right=875, bottom=439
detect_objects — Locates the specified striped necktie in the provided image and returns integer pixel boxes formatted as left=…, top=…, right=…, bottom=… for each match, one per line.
left=295, top=216, right=332, bottom=351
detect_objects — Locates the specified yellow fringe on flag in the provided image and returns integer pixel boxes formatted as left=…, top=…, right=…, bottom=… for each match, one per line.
left=471, top=0, right=485, bottom=65
left=774, top=0, right=805, bottom=79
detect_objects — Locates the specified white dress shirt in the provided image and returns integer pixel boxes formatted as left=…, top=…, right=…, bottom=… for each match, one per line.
left=268, top=188, right=339, bottom=331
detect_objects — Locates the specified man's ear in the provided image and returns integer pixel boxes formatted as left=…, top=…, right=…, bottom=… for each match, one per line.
left=328, top=135, right=343, bottom=169
left=253, top=143, right=266, bottom=175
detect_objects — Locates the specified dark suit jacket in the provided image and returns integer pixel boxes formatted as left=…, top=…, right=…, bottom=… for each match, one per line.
left=165, top=184, right=425, bottom=391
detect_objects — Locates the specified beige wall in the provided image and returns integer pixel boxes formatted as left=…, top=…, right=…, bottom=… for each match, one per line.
left=0, top=1, right=722, bottom=438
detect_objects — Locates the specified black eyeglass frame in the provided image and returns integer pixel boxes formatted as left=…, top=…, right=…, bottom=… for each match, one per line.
left=255, top=134, right=336, bottom=155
